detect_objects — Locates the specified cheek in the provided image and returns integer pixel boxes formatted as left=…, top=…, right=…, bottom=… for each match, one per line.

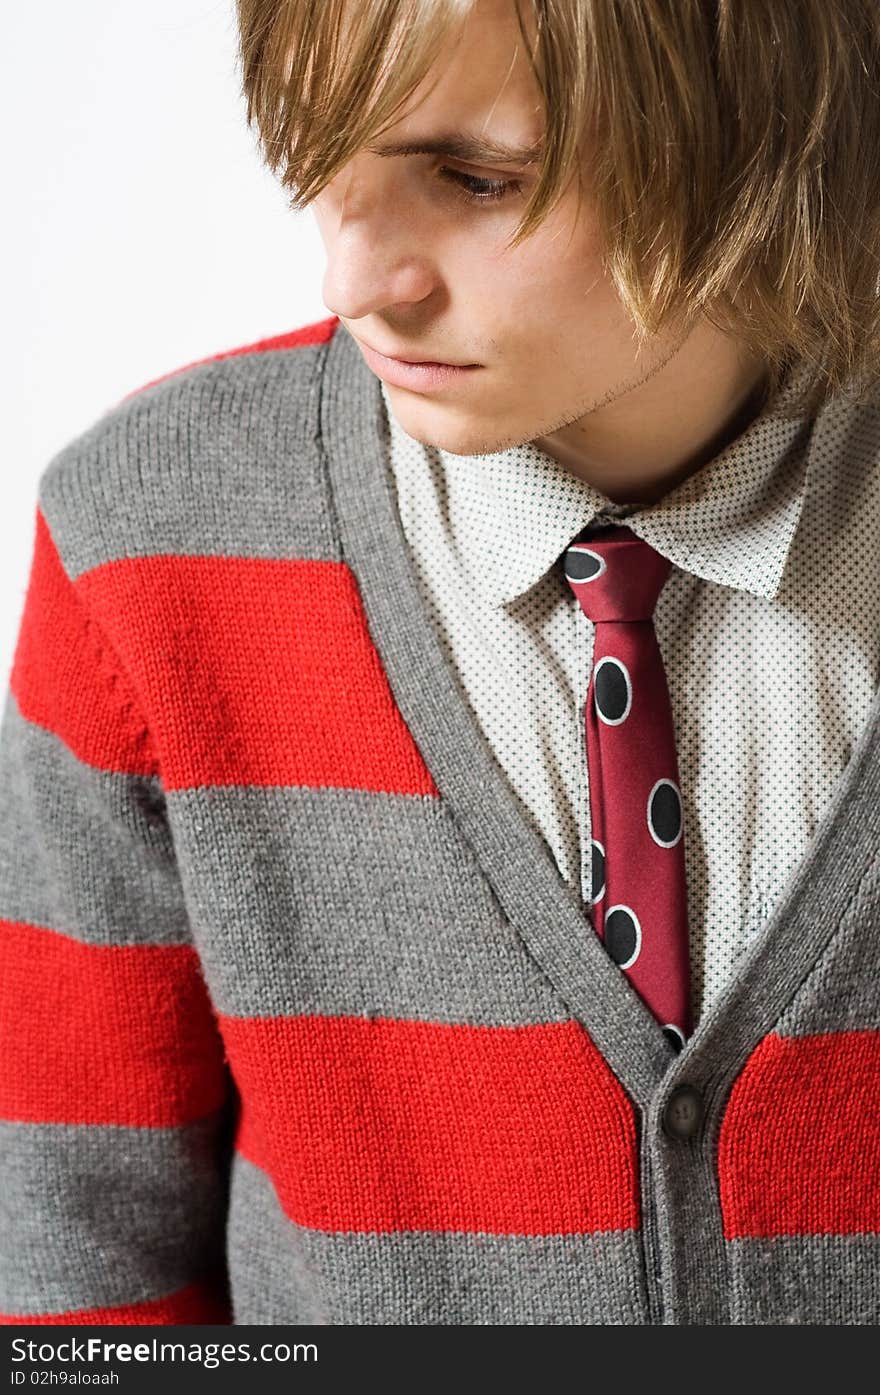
left=471, top=242, right=609, bottom=345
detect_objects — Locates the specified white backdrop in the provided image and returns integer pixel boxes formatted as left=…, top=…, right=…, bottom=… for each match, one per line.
left=1, top=0, right=328, bottom=682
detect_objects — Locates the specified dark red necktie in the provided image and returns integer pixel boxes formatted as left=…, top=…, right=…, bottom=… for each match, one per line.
left=562, top=524, right=692, bottom=1049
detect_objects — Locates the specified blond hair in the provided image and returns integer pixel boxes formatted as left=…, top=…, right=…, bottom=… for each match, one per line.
left=235, top=0, right=880, bottom=418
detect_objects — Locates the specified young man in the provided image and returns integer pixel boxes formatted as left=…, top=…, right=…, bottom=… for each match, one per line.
left=1, top=0, right=879, bottom=1326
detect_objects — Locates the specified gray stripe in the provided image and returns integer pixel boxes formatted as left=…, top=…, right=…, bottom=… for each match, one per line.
left=0, top=1112, right=231, bottom=1316
left=38, top=345, right=340, bottom=582
left=170, top=783, right=571, bottom=1023
left=227, top=1154, right=648, bottom=1325
left=0, top=692, right=190, bottom=946
left=776, top=860, right=880, bottom=1035
left=728, top=1235, right=880, bottom=1324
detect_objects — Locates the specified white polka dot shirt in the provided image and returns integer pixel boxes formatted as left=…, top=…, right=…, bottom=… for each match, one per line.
left=379, top=372, right=880, bottom=1026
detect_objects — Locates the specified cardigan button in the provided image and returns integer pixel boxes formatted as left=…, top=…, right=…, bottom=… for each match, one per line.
left=662, top=1084, right=703, bottom=1139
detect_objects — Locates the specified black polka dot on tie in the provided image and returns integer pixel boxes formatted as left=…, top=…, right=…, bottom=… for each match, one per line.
left=647, top=779, right=683, bottom=847
left=563, top=545, right=606, bottom=584
left=662, top=1023, right=686, bottom=1052
left=594, top=657, right=632, bottom=724
left=590, top=839, right=605, bottom=903
left=604, top=905, right=641, bottom=969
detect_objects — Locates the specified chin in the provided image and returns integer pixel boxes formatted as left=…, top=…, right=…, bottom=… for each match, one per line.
left=386, top=392, right=529, bottom=458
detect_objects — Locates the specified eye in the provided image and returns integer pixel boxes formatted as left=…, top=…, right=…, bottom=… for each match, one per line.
left=437, top=165, right=522, bottom=205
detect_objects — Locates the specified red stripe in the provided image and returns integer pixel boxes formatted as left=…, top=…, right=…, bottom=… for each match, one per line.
left=0, top=1281, right=231, bottom=1326
left=75, top=554, right=438, bottom=795
left=219, top=1014, right=640, bottom=1236
left=120, top=315, right=340, bottom=400
left=11, top=509, right=157, bottom=776
left=718, top=1030, right=880, bottom=1237
left=0, top=921, right=228, bottom=1127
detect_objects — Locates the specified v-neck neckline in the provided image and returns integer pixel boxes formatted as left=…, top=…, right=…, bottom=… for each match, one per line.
left=318, top=321, right=880, bottom=1111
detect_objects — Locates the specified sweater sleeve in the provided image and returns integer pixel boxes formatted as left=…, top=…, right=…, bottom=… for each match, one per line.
left=0, top=502, right=235, bottom=1325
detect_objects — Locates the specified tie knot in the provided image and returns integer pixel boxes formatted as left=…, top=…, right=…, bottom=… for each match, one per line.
left=561, top=524, right=672, bottom=622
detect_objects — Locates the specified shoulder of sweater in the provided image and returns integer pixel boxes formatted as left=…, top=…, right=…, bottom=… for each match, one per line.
left=35, top=315, right=341, bottom=580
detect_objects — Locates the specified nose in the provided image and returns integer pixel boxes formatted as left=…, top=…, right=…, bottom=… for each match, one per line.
left=313, top=163, right=439, bottom=322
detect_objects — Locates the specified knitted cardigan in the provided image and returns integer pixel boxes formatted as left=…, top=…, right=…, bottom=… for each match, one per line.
left=1, top=315, right=878, bottom=1326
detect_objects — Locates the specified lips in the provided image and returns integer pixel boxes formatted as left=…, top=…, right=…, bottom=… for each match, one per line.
left=359, top=339, right=472, bottom=368
left=395, top=355, right=456, bottom=366
left=355, top=338, right=481, bottom=392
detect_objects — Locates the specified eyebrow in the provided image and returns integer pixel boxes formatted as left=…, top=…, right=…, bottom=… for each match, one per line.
left=366, top=131, right=544, bottom=167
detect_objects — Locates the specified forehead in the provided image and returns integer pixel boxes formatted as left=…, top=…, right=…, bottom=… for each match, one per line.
left=372, top=0, right=544, bottom=153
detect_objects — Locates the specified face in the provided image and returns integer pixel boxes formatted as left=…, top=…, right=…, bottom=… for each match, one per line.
left=310, top=0, right=765, bottom=497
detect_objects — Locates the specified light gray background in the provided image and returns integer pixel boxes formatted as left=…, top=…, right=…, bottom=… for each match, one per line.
left=1, top=0, right=327, bottom=681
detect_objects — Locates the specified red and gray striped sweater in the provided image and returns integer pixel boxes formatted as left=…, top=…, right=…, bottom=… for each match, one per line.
left=1, top=315, right=878, bottom=1325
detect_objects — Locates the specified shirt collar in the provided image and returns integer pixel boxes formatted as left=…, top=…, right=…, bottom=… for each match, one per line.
left=381, top=360, right=818, bottom=609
